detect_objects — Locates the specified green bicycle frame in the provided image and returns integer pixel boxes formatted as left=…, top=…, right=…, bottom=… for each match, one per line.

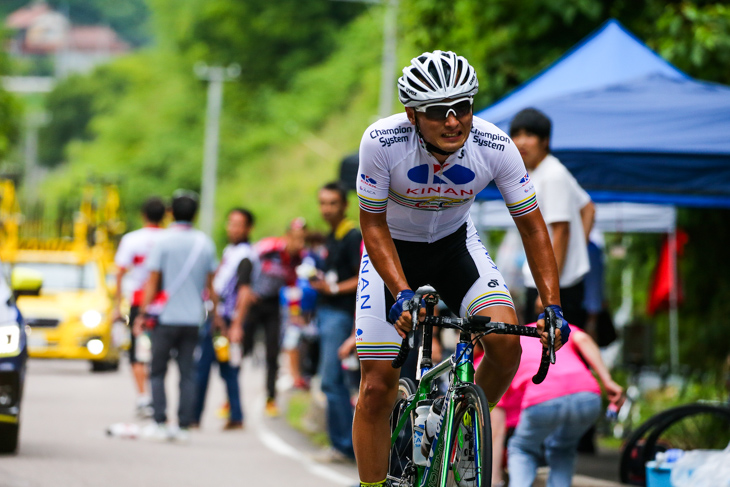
left=390, top=333, right=479, bottom=487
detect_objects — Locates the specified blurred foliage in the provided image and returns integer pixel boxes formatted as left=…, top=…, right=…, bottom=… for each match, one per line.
left=400, top=0, right=730, bottom=105
left=0, top=30, right=20, bottom=162
left=38, top=68, right=132, bottom=167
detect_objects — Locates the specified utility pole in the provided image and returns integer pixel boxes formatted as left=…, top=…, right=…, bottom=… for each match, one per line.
left=194, top=63, right=240, bottom=237
left=332, top=0, right=398, bottom=119
left=24, top=111, right=50, bottom=202
left=378, top=0, right=398, bottom=119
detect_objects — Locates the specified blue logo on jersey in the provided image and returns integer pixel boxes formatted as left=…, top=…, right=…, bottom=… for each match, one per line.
left=356, top=328, right=363, bottom=336
left=407, top=163, right=475, bottom=185
left=519, top=173, right=530, bottom=184
left=360, top=174, right=377, bottom=185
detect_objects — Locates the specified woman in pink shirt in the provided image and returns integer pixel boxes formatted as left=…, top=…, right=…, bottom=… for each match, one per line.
left=506, top=324, right=624, bottom=487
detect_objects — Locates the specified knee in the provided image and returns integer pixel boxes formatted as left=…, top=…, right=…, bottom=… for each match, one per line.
left=482, top=335, right=522, bottom=372
left=357, top=375, right=397, bottom=417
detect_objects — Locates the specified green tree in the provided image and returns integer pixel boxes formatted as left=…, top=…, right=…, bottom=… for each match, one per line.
left=0, top=31, right=20, bottom=161
left=38, top=67, right=131, bottom=167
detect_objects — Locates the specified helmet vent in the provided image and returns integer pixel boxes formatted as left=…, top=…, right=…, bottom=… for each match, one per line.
left=412, top=71, right=435, bottom=92
left=441, top=59, right=452, bottom=84
left=427, top=61, right=442, bottom=88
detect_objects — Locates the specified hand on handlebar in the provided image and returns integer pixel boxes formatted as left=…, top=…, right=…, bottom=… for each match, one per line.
left=392, top=308, right=426, bottom=339
left=536, top=317, right=564, bottom=352
left=388, top=290, right=425, bottom=339
left=537, top=304, right=569, bottom=350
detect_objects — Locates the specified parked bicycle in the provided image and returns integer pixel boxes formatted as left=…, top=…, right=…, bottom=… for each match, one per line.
left=387, top=285, right=558, bottom=487
left=619, top=400, right=730, bottom=485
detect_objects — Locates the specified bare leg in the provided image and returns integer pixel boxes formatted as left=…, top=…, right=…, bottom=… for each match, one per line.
left=353, top=360, right=400, bottom=483
left=474, top=305, right=522, bottom=404
left=287, top=349, right=302, bottom=384
left=132, top=362, right=147, bottom=395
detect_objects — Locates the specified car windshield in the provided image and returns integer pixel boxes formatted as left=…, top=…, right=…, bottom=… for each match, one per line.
left=9, top=262, right=98, bottom=292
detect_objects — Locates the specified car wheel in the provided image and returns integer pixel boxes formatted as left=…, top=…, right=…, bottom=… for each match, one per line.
left=0, top=423, right=19, bottom=454
left=90, top=360, right=119, bottom=372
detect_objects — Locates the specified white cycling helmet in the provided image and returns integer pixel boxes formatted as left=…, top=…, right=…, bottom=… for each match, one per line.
left=398, top=50, right=478, bottom=108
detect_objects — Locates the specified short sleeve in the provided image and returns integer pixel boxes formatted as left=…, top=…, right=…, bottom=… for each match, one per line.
left=492, top=141, right=539, bottom=218
left=357, top=129, right=391, bottom=213
left=572, top=176, right=592, bottom=209
left=236, top=258, right=254, bottom=286
left=114, top=234, right=132, bottom=268
left=146, top=240, right=162, bottom=272
left=539, top=174, right=573, bottom=224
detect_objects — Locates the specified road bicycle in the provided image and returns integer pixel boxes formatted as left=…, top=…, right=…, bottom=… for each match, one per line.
left=619, top=400, right=730, bottom=485
left=387, top=285, right=558, bottom=487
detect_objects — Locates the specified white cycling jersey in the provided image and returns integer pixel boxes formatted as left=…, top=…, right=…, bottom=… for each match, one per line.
left=357, top=113, right=538, bottom=242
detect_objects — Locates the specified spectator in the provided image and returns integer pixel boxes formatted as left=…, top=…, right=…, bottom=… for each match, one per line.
left=112, top=196, right=166, bottom=418
left=193, top=208, right=255, bottom=430
left=134, top=190, right=218, bottom=441
left=279, top=258, right=319, bottom=391
left=511, top=108, right=595, bottom=328
left=309, top=182, right=361, bottom=463
left=234, top=218, right=307, bottom=417
left=507, top=323, right=624, bottom=487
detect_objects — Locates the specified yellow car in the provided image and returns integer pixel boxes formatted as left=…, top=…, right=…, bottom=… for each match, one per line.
left=6, top=249, right=123, bottom=372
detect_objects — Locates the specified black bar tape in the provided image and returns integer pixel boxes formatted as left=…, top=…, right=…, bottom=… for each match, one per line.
left=532, top=348, right=551, bottom=384
left=391, top=336, right=411, bottom=369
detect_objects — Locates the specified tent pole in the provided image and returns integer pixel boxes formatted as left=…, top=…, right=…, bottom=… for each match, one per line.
left=668, top=222, right=679, bottom=374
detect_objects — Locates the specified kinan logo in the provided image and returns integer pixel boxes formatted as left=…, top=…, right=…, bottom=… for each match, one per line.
left=360, top=174, right=377, bottom=188
left=406, top=163, right=475, bottom=185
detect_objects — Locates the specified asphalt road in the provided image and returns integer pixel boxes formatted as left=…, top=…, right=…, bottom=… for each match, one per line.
left=0, top=358, right=359, bottom=487
left=1, top=357, right=625, bottom=487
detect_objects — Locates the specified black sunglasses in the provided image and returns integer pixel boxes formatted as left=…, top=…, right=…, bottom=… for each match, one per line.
left=415, top=98, right=473, bottom=121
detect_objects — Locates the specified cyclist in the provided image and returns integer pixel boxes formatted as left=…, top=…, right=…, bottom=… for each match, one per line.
left=353, top=50, right=569, bottom=487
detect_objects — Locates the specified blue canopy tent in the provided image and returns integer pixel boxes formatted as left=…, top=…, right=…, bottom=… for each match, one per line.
left=471, top=19, right=730, bottom=370
left=475, top=19, right=730, bottom=208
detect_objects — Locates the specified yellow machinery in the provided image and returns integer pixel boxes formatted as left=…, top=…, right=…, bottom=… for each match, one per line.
left=1, top=179, right=127, bottom=371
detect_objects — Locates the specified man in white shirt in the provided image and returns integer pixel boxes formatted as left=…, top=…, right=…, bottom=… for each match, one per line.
left=511, top=108, right=595, bottom=328
left=113, top=197, right=165, bottom=417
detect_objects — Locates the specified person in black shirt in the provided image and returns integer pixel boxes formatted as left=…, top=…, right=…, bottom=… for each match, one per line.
left=309, top=182, right=362, bottom=463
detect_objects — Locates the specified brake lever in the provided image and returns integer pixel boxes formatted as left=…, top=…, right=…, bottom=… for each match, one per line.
left=545, top=306, right=557, bottom=364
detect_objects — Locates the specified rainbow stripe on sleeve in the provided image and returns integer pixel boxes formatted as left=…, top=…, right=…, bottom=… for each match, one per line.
left=358, top=194, right=388, bottom=213
left=466, top=291, right=515, bottom=316
left=506, top=194, right=538, bottom=217
left=356, top=342, right=401, bottom=360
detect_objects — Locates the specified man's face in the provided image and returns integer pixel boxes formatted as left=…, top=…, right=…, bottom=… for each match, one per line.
left=406, top=99, right=473, bottom=155
left=226, top=212, right=251, bottom=244
left=286, top=227, right=307, bottom=255
left=318, top=189, right=346, bottom=226
left=512, top=129, right=549, bottom=170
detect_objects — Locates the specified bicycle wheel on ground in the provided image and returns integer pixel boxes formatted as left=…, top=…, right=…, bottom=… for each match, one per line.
left=641, top=403, right=730, bottom=462
left=389, top=377, right=417, bottom=487
left=445, top=384, right=492, bottom=487
left=619, top=407, right=678, bottom=486
left=620, top=403, right=730, bottom=486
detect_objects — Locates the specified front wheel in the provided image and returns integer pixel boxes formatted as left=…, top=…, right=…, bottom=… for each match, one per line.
left=445, top=384, right=492, bottom=487
left=388, top=377, right=417, bottom=487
